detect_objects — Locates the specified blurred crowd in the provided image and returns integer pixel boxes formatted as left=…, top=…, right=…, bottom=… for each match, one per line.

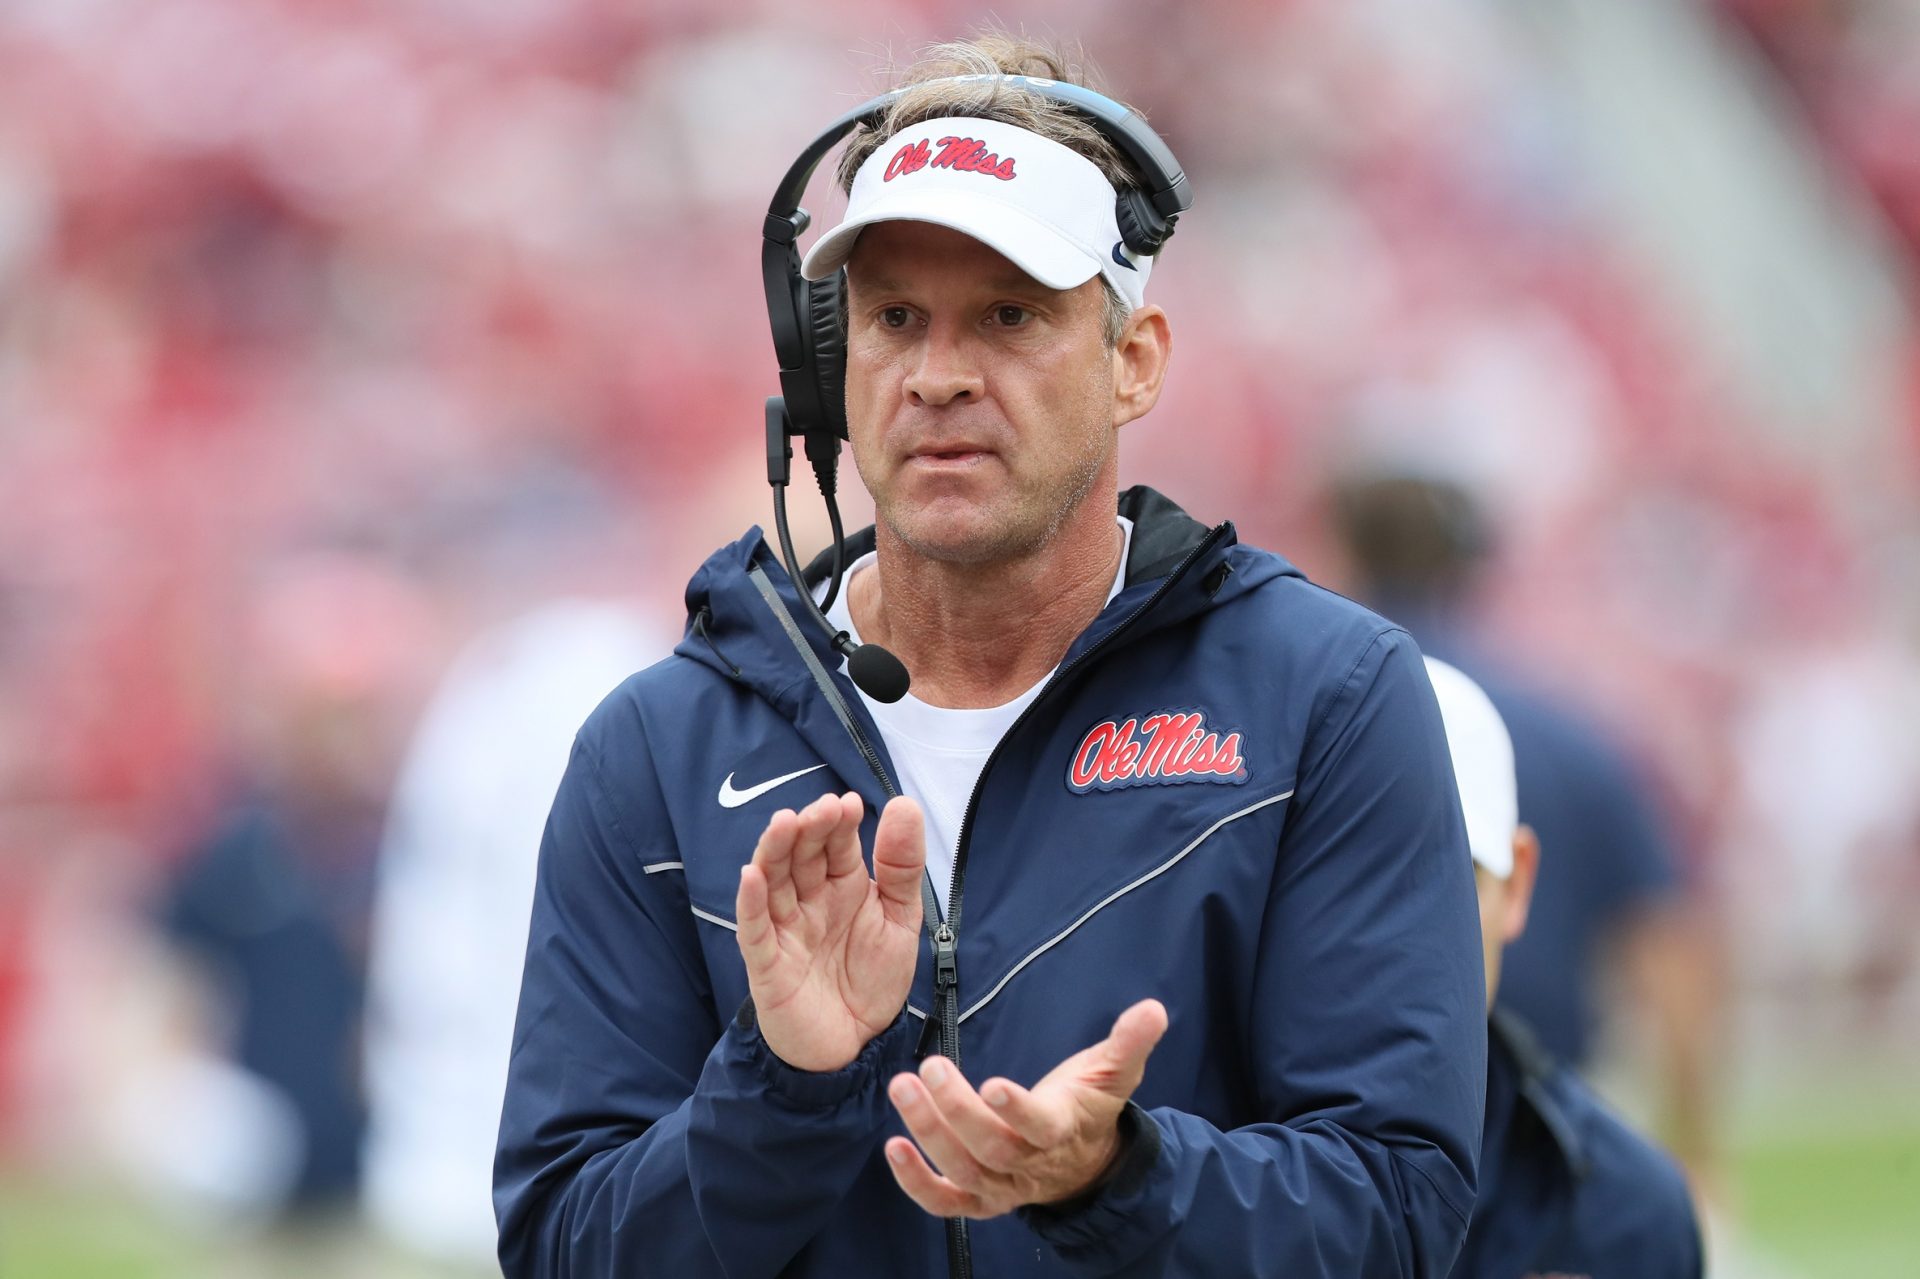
left=0, top=0, right=1916, bottom=1273
left=1722, top=0, right=1920, bottom=272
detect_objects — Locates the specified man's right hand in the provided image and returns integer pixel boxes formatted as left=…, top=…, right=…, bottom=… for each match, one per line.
left=735, top=792, right=927, bottom=1073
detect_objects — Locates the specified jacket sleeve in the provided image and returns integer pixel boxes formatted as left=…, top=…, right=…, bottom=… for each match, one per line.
left=1583, top=1104, right=1706, bottom=1279
left=1648, top=1160, right=1706, bottom=1279
left=1023, top=628, right=1486, bottom=1277
left=493, top=729, right=916, bottom=1278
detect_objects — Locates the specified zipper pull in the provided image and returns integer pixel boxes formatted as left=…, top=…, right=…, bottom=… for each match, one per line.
left=915, top=925, right=960, bottom=1061
left=933, top=923, right=958, bottom=992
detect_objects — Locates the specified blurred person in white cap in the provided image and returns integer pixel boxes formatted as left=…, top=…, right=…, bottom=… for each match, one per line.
left=1425, top=656, right=1703, bottom=1279
left=1334, top=472, right=1724, bottom=1207
left=497, top=33, right=1486, bottom=1278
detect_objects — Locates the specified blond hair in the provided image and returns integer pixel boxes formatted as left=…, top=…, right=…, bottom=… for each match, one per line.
left=836, top=35, right=1139, bottom=191
left=837, top=33, right=1143, bottom=346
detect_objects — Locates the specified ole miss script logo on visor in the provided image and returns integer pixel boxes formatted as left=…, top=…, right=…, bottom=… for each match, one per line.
left=1068, top=710, right=1249, bottom=793
left=884, top=136, right=1018, bottom=182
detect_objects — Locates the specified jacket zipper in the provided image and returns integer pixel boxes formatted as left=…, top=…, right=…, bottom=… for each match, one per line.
left=832, top=703, right=972, bottom=1279
left=821, top=685, right=975, bottom=1279
left=769, top=526, right=1225, bottom=1279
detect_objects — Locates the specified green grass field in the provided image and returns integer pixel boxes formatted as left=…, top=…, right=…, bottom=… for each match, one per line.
left=4, top=1094, right=1916, bottom=1278
left=1729, top=1124, right=1920, bottom=1278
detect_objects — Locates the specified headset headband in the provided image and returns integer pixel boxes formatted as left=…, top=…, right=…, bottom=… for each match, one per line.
left=763, top=76, right=1189, bottom=234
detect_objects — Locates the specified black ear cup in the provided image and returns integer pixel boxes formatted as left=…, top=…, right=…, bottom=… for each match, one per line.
left=1115, top=187, right=1176, bottom=258
left=804, top=273, right=849, bottom=440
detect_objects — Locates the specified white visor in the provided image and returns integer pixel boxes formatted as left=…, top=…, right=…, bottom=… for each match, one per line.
left=1424, top=657, right=1519, bottom=879
left=800, top=115, right=1152, bottom=310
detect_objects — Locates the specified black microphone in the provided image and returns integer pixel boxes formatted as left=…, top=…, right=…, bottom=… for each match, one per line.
left=845, top=633, right=912, bottom=703
left=766, top=398, right=912, bottom=703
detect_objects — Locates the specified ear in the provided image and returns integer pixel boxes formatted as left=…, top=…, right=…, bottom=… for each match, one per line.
left=1503, top=824, right=1541, bottom=945
left=1111, top=305, right=1171, bottom=429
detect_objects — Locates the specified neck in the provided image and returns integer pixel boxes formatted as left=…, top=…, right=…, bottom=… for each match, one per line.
left=851, top=493, right=1123, bottom=709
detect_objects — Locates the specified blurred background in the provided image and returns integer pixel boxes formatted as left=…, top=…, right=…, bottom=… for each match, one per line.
left=1, top=0, right=1916, bottom=1275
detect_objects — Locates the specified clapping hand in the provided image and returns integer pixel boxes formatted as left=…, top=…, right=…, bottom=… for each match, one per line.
left=884, top=999, right=1169, bottom=1218
left=734, top=792, right=927, bottom=1073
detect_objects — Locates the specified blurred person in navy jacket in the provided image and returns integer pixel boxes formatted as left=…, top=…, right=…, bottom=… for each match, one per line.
left=158, top=554, right=432, bottom=1218
left=1335, top=472, right=1722, bottom=1196
left=1427, top=656, right=1703, bottom=1279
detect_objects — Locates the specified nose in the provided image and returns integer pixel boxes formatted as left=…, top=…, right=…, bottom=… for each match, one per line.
left=903, top=317, right=984, bottom=408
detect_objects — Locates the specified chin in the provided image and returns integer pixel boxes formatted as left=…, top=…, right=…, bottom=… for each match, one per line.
left=885, top=499, right=1040, bottom=566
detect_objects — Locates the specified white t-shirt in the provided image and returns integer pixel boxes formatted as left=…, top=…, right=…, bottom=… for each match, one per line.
left=822, top=518, right=1134, bottom=918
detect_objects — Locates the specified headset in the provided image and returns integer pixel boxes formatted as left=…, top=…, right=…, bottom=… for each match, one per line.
left=760, top=75, right=1193, bottom=702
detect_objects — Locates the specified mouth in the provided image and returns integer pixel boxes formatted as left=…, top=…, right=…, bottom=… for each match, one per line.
left=907, top=444, right=994, bottom=468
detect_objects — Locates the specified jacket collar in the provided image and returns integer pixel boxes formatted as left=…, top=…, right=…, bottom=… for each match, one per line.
left=1491, top=1006, right=1591, bottom=1180
left=1116, top=484, right=1216, bottom=584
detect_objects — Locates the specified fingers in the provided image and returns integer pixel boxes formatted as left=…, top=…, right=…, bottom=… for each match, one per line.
left=888, top=1070, right=985, bottom=1186
left=1108, top=999, right=1170, bottom=1068
left=871, top=797, right=927, bottom=928
left=971, top=1076, right=1065, bottom=1147
left=788, top=792, right=842, bottom=898
left=884, top=1005, right=1169, bottom=1221
left=1089, top=999, right=1169, bottom=1099
left=896, top=1058, right=1033, bottom=1176
left=749, top=808, right=800, bottom=924
left=1025, top=998, right=1170, bottom=1119
left=887, top=1068, right=1008, bottom=1219
left=885, top=1136, right=980, bottom=1218
left=734, top=863, right=775, bottom=972
left=822, top=791, right=867, bottom=881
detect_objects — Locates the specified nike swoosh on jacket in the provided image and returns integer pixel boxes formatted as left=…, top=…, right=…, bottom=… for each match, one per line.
left=717, top=764, right=827, bottom=809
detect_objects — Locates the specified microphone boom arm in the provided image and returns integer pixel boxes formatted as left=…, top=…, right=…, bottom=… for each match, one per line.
left=764, top=397, right=911, bottom=702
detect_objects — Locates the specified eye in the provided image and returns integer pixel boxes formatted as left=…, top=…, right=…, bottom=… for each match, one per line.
left=992, top=305, right=1031, bottom=327
left=879, top=306, right=913, bottom=329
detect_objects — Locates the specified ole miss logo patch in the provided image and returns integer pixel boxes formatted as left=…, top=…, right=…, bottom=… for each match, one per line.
left=1068, top=709, right=1249, bottom=793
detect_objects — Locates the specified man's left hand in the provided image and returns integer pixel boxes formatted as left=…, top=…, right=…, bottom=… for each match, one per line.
left=884, top=999, right=1168, bottom=1219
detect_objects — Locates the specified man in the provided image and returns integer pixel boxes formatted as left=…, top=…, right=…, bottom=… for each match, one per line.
left=496, top=38, right=1486, bottom=1278
left=1423, top=656, right=1703, bottom=1279
left=1334, top=471, right=1722, bottom=1193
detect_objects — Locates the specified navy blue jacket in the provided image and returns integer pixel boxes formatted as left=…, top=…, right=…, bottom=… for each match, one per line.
left=1453, top=1011, right=1702, bottom=1279
left=495, top=488, right=1487, bottom=1277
